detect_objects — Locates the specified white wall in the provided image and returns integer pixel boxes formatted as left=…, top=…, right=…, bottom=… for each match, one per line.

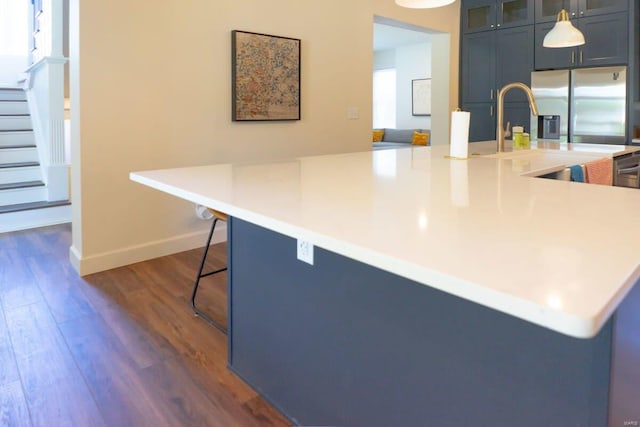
left=0, top=56, right=28, bottom=86
left=373, top=49, right=395, bottom=70
left=429, top=33, right=451, bottom=146
left=374, top=42, right=433, bottom=132
left=395, top=42, right=431, bottom=130
left=69, top=0, right=460, bottom=275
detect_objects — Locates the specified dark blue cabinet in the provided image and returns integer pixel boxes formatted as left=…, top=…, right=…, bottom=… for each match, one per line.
left=498, top=0, right=535, bottom=28
left=578, top=12, right=628, bottom=66
left=461, top=31, right=495, bottom=104
left=462, top=26, right=533, bottom=104
left=463, top=103, right=496, bottom=142
left=502, top=102, right=534, bottom=135
left=534, top=21, right=576, bottom=69
left=496, top=26, right=535, bottom=102
left=535, top=11, right=628, bottom=69
left=535, top=0, right=628, bottom=22
left=463, top=0, right=533, bottom=33
left=463, top=0, right=498, bottom=33
left=461, top=25, right=534, bottom=141
left=535, top=0, right=578, bottom=22
left=462, top=101, right=534, bottom=142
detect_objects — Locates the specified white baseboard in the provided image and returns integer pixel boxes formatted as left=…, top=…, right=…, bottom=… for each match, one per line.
left=69, top=223, right=227, bottom=276
left=0, top=204, right=71, bottom=233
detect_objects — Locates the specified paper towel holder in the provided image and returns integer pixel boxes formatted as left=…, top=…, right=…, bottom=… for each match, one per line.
left=448, top=108, right=471, bottom=160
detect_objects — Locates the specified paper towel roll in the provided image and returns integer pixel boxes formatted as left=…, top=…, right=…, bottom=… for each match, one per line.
left=195, top=204, right=214, bottom=220
left=449, top=110, right=471, bottom=159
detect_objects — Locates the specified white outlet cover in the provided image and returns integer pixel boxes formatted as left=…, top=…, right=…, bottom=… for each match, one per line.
left=297, top=239, right=314, bottom=265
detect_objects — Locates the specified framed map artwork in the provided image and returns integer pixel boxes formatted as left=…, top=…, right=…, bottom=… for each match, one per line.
left=232, top=30, right=301, bottom=121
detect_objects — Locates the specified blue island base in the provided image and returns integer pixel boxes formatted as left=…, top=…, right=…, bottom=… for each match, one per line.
left=228, top=218, right=612, bottom=427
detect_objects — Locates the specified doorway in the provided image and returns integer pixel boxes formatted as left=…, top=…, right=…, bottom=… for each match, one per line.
left=373, top=16, right=451, bottom=145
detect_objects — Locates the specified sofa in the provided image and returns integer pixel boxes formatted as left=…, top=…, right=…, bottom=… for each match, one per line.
left=372, top=128, right=430, bottom=150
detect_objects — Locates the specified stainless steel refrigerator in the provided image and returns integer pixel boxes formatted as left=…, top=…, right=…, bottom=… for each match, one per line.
left=531, top=66, right=627, bottom=145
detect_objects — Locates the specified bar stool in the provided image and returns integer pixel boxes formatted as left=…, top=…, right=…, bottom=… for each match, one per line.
left=190, top=208, right=228, bottom=334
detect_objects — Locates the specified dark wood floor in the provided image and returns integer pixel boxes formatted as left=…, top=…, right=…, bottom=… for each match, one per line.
left=0, top=224, right=290, bottom=427
left=2, top=224, right=639, bottom=426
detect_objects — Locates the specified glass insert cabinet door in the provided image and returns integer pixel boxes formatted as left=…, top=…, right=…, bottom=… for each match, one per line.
left=535, top=0, right=627, bottom=22
left=579, top=0, right=627, bottom=16
left=463, top=0, right=497, bottom=33
left=536, top=0, right=577, bottom=22
left=498, top=0, right=533, bottom=27
left=462, top=0, right=533, bottom=33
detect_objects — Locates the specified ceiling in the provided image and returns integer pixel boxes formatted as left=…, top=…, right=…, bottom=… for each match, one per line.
left=373, top=23, right=432, bottom=52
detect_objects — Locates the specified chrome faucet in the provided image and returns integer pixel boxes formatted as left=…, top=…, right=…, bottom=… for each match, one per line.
left=496, top=82, right=539, bottom=152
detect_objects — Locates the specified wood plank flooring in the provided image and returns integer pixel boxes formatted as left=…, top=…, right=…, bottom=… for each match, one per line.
left=2, top=224, right=639, bottom=426
left=0, top=224, right=290, bottom=427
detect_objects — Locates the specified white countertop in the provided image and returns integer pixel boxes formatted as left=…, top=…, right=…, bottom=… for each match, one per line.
left=131, top=143, right=640, bottom=339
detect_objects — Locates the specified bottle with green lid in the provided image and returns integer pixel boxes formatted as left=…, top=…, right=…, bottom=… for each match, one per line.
left=512, top=126, right=524, bottom=149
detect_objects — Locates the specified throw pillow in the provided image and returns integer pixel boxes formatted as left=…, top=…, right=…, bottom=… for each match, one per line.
left=383, top=128, right=414, bottom=143
left=412, top=131, right=429, bottom=146
left=372, top=129, right=385, bottom=142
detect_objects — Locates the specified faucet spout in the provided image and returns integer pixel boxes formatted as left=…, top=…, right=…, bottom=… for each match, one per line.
left=496, top=82, right=539, bottom=153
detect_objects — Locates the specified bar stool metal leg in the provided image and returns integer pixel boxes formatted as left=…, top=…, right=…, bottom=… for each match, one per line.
left=191, top=216, right=228, bottom=334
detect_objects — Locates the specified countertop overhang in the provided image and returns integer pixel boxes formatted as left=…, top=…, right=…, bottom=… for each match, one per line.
left=131, top=142, right=640, bottom=339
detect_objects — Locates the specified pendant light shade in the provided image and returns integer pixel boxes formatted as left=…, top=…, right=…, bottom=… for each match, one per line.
left=543, top=9, right=585, bottom=48
left=395, top=0, right=456, bottom=8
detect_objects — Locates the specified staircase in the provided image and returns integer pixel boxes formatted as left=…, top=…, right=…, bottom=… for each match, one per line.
left=0, top=87, right=70, bottom=232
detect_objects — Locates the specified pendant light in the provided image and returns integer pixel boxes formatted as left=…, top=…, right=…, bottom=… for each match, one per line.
left=395, top=0, right=455, bottom=8
left=543, top=9, right=585, bottom=48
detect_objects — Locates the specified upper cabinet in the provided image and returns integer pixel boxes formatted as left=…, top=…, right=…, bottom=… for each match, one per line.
left=462, top=0, right=533, bottom=33
left=463, top=0, right=497, bottom=32
left=535, top=0, right=628, bottom=23
left=499, top=0, right=534, bottom=28
left=535, top=11, right=628, bottom=69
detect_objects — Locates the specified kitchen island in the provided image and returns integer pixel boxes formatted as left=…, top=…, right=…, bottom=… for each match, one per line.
left=131, top=143, right=640, bottom=426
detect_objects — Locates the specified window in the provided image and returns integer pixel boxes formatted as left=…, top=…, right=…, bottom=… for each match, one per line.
left=373, top=69, right=396, bottom=129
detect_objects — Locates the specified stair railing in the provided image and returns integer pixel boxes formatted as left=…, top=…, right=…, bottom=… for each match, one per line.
left=20, top=0, right=68, bottom=202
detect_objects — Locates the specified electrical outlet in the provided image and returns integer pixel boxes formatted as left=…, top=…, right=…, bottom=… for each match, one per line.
left=297, top=239, right=314, bottom=265
left=347, top=107, right=359, bottom=120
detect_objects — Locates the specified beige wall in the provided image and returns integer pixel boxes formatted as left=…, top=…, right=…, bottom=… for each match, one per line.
left=69, top=0, right=460, bottom=275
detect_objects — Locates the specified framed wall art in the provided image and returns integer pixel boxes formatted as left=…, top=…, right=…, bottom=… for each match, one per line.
left=231, top=30, right=301, bottom=121
left=412, top=78, right=431, bottom=116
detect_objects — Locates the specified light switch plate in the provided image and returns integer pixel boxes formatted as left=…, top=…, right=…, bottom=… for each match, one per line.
left=347, top=107, right=359, bottom=120
left=297, top=239, right=314, bottom=265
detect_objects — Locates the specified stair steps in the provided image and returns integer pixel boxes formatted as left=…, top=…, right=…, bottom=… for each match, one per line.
left=0, top=162, right=41, bottom=184
left=0, top=88, right=27, bottom=101
left=0, top=100, right=29, bottom=115
left=0, top=181, right=47, bottom=205
left=0, top=87, right=68, bottom=225
left=0, top=146, right=39, bottom=164
left=0, top=87, right=51, bottom=212
left=0, top=115, right=32, bottom=131
left=0, top=130, right=36, bottom=146
left=0, top=199, right=70, bottom=215
left=0, top=200, right=71, bottom=233
left=0, top=180, right=44, bottom=191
